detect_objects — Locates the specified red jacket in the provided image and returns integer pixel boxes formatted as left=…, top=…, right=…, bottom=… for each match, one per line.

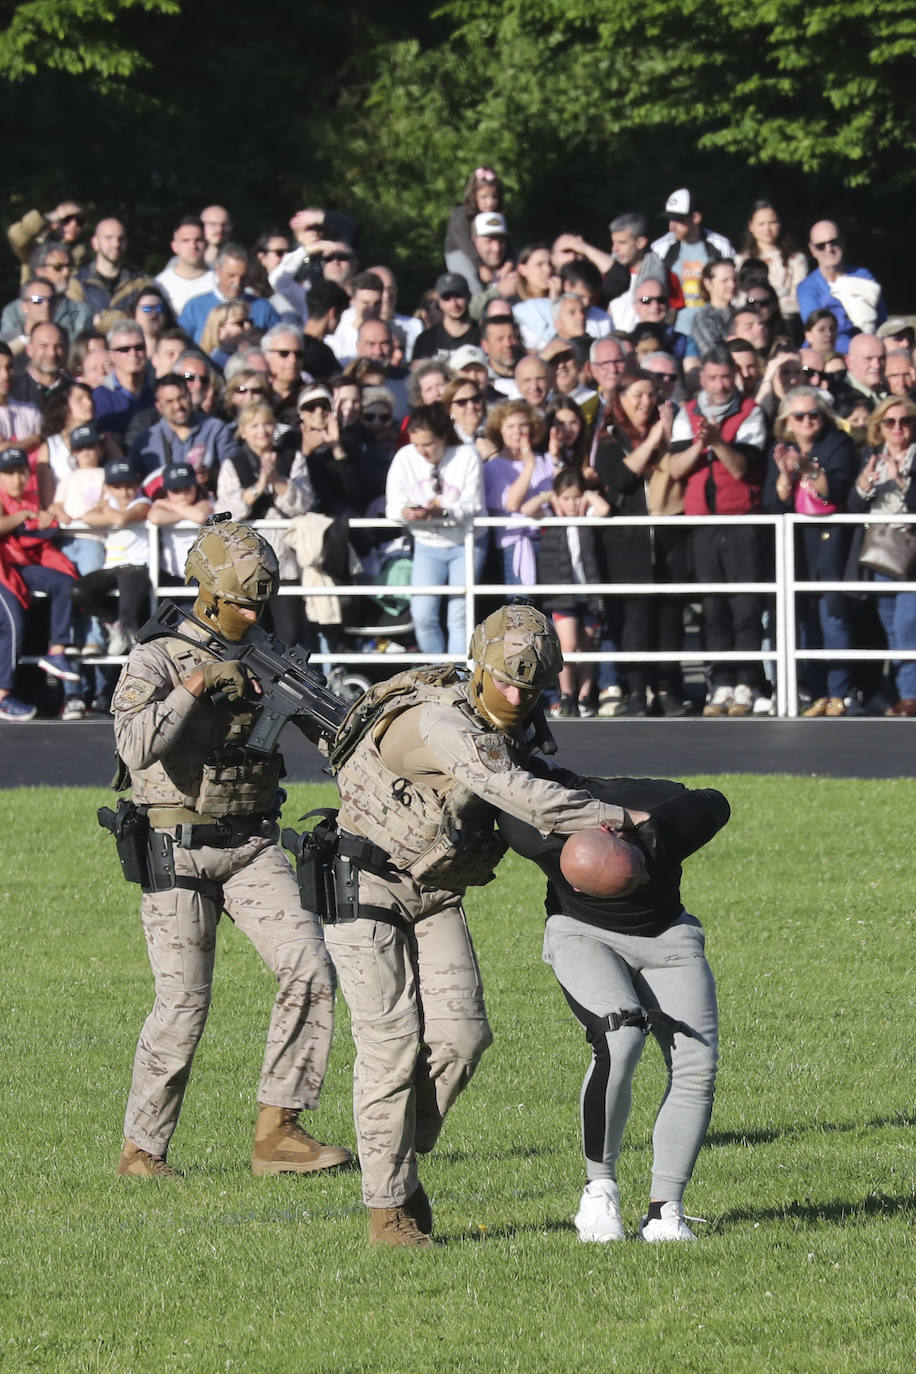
left=0, top=490, right=76, bottom=607
left=683, top=397, right=763, bottom=516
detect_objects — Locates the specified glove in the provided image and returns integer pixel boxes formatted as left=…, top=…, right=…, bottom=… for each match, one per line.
left=194, top=660, right=254, bottom=701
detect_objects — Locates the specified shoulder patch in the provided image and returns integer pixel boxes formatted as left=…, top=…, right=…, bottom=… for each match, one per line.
left=469, top=731, right=513, bottom=773
left=112, top=674, right=159, bottom=711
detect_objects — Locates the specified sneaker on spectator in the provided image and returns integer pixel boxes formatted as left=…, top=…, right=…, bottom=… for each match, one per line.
left=703, top=686, right=733, bottom=717
left=753, top=694, right=776, bottom=716
left=638, top=1200, right=698, bottom=1243
left=597, top=686, right=626, bottom=718
left=727, top=684, right=754, bottom=717
left=91, top=694, right=111, bottom=714
left=106, top=622, right=130, bottom=656
left=38, top=652, right=82, bottom=683
left=555, top=694, right=577, bottom=719
left=61, top=697, right=87, bottom=721
left=574, top=1180, right=625, bottom=1243
left=655, top=692, right=687, bottom=718
left=843, top=695, right=867, bottom=717
left=0, top=695, right=37, bottom=723
left=577, top=698, right=596, bottom=718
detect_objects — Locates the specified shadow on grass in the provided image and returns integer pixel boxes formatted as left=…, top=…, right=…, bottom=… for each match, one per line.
left=435, top=1217, right=577, bottom=1245
left=713, top=1191, right=914, bottom=1229
left=706, top=1109, right=913, bottom=1149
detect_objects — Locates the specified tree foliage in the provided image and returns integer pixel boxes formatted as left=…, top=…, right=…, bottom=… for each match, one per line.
left=0, top=0, right=914, bottom=301
left=0, top=0, right=180, bottom=82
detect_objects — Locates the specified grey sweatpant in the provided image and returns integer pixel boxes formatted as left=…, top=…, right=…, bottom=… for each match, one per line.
left=542, top=909, right=718, bottom=1203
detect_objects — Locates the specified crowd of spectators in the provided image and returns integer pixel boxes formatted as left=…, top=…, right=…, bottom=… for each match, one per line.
left=2, top=176, right=914, bottom=722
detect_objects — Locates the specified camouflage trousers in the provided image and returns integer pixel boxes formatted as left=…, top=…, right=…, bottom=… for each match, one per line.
left=324, top=878, right=493, bottom=1208
left=124, top=834, right=335, bottom=1157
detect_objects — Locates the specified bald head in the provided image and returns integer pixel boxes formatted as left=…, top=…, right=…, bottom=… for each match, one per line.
left=560, top=827, right=647, bottom=898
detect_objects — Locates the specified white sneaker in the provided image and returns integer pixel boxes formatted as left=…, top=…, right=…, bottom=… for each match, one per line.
left=573, top=1179, right=625, bottom=1242
left=727, top=684, right=754, bottom=717
left=106, top=622, right=130, bottom=656
left=638, top=1201, right=698, bottom=1242
left=702, top=685, right=734, bottom=717
left=597, top=686, right=625, bottom=718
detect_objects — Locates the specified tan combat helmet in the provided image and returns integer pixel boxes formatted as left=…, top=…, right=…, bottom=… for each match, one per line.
left=468, top=602, right=563, bottom=728
left=185, top=515, right=279, bottom=641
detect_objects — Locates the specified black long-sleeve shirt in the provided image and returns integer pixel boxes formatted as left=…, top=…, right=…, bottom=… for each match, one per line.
left=498, top=770, right=730, bottom=937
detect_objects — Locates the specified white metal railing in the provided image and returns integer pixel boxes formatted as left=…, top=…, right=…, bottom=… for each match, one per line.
left=31, top=512, right=916, bottom=719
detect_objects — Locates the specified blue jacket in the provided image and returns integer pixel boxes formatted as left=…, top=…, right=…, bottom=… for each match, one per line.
left=178, top=290, right=279, bottom=344
left=796, top=268, right=886, bottom=352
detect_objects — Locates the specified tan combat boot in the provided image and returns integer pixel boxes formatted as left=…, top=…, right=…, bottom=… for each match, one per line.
left=117, top=1140, right=180, bottom=1178
left=251, top=1104, right=351, bottom=1175
left=369, top=1204, right=433, bottom=1248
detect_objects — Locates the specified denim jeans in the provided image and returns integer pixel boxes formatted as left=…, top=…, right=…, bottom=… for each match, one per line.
left=798, top=593, right=852, bottom=700
left=410, top=540, right=486, bottom=656
left=875, top=576, right=916, bottom=699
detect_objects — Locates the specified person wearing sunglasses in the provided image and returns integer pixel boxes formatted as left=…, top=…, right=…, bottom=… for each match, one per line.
left=8, top=200, right=87, bottom=284
left=260, top=324, right=308, bottom=422
left=134, top=286, right=176, bottom=358
left=797, top=221, right=887, bottom=353
left=764, top=387, right=858, bottom=716
left=848, top=396, right=916, bottom=715
left=441, top=375, right=486, bottom=447
left=0, top=276, right=56, bottom=358
left=1, top=246, right=91, bottom=347
left=91, top=321, right=155, bottom=442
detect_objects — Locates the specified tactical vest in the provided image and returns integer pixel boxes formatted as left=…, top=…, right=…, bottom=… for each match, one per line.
left=126, top=635, right=283, bottom=815
left=333, top=666, right=508, bottom=892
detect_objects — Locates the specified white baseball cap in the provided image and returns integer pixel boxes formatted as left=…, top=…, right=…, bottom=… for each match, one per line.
left=663, top=188, right=693, bottom=217
left=473, top=212, right=508, bottom=238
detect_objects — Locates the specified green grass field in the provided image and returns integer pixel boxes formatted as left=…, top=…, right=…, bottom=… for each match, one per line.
left=0, top=777, right=913, bottom=1373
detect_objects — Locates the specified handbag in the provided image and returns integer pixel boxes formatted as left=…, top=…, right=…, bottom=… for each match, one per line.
left=794, top=482, right=836, bottom=517
left=859, top=521, right=916, bottom=580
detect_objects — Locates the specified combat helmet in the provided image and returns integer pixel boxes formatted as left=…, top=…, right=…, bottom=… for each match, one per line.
left=185, top=514, right=279, bottom=641
left=468, top=602, right=562, bottom=728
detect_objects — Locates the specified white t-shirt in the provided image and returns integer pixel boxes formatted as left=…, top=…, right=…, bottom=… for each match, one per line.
left=104, top=496, right=150, bottom=568
left=155, top=265, right=214, bottom=315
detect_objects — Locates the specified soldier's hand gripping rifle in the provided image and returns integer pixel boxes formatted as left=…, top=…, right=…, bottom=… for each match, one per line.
left=138, top=600, right=349, bottom=753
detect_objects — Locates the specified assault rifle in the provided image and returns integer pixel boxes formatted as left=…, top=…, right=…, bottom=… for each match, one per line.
left=138, top=600, right=349, bottom=753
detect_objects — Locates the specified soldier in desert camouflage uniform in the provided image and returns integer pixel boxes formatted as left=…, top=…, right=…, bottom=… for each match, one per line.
left=112, top=519, right=349, bottom=1179
left=326, top=604, right=646, bottom=1246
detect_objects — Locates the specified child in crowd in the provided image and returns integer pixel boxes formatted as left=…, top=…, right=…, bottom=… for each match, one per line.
left=72, top=460, right=152, bottom=655
left=0, top=447, right=83, bottom=721
left=536, top=469, right=609, bottom=718
left=146, top=462, right=214, bottom=583
left=48, top=423, right=107, bottom=655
